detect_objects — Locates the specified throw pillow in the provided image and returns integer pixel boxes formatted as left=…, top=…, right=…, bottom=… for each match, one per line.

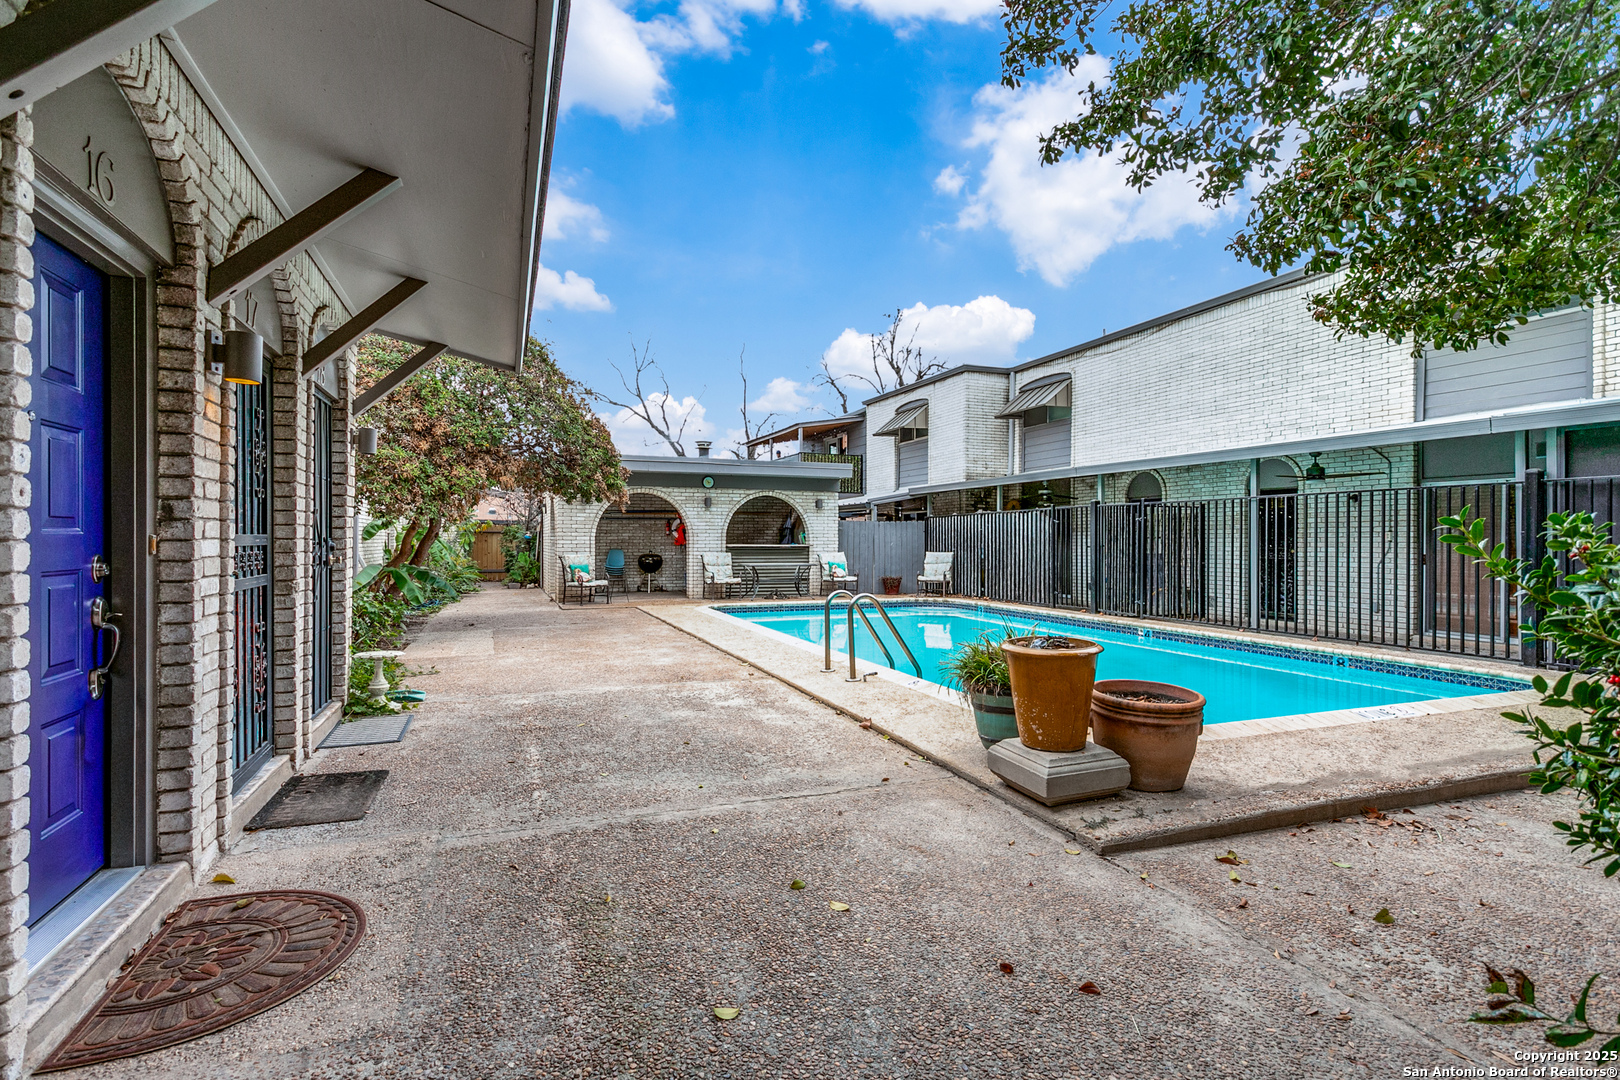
left=827, top=560, right=847, bottom=576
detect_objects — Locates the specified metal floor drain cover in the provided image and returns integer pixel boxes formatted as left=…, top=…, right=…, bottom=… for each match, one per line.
left=319, top=715, right=412, bottom=748
left=37, top=890, right=365, bottom=1072
left=245, top=770, right=390, bottom=831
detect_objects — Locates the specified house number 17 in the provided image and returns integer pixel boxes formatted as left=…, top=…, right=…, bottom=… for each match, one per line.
left=81, top=136, right=114, bottom=205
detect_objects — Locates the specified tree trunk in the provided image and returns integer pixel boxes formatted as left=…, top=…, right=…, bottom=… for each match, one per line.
left=373, top=517, right=420, bottom=595
left=408, top=517, right=442, bottom=567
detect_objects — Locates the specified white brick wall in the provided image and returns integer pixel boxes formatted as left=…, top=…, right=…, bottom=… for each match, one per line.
left=864, top=370, right=1012, bottom=501
left=1013, top=276, right=1420, bottom=468
left=547, top=485, right=841, bottom=599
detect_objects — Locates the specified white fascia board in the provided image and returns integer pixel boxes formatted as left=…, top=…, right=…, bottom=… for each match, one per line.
left=907, top=395, right=1620, bottom=496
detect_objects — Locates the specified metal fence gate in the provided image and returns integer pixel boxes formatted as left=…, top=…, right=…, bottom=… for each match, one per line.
left=311, top=392, right=334, bottom=714
left=924, top=477, right=1549, bottom=663
left=232, top=379, right=273, bottom=788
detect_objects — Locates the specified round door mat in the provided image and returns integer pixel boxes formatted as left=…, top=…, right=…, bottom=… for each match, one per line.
left=38, top=890, right=365, bottom=1073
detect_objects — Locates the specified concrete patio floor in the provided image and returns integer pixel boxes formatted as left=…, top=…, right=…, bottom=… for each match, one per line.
left=73, top=587, right=1619, bottom=1079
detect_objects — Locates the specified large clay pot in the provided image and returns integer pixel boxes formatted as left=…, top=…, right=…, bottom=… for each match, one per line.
left=999, top=636, right=1103, bottom=752
left=1088, top=679, right=1206, bottom=792
left=967, top=691, right=1018, bottom=749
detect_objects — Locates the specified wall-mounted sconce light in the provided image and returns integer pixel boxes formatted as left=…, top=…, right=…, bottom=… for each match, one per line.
left=208, top=328, right=264, bottom=385
left=357, top=427, right=379, bottom=455
left=1303, top=452, right=1327, bottom=482
left=703, top=495, right=712, bottom=510
left=815, top=498, right=824, bottom=510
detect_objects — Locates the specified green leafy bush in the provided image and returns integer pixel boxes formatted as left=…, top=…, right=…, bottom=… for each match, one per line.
left=944, top=629, right=1013, bottom=695
left=508, top=551, right=543, bottom=587
left=1441, top=509, right=1620, bottom=876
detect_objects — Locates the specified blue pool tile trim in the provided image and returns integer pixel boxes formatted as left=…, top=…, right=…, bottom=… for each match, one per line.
left=712, top=600, right=1532, bottom=694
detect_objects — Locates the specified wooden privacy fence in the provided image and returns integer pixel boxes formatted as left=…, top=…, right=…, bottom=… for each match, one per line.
left=837, top=520, right=925, bottom=594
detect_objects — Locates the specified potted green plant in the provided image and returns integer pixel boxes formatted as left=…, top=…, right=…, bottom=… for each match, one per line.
left=944, top=631, right=1019, bottom=748
left=881, top=575, right=902, bottom=595
left=1000, top=635, right=1104, bottom=751
left=1089, top=680, right=1206, bottom=791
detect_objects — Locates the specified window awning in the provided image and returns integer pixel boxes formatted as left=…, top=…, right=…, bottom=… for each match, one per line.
left=996, top=379, right=1071, bottom=419
left=872, top=400, right=928, bottom=437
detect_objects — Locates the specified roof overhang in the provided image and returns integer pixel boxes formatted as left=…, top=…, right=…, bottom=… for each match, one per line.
left=161, top=0, right=568, bottom=371
left=907, top=395, right=1620, bottom=496
left=745, top=414, right=864, bottom=447
left=623, top=455, right=853, bottom=493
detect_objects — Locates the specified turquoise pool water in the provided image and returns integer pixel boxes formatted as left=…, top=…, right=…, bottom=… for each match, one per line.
left=713, top=601, right=1528, bottom=726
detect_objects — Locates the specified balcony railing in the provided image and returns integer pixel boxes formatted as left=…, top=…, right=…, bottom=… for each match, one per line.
left=797, top=452, right=863, bottom=494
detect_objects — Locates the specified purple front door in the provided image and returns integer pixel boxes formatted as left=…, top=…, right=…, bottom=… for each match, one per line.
left=27, top=234, right=109, bottom=922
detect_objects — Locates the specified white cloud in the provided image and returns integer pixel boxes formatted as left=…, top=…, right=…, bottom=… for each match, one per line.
left=808, top=39, right=830, bottom=54
left=600, top=394, right=714, bottom=456
left=821, top=296, right=1037, bottom=380
left=943, top=62, right=1231, bottom=286
left=831, top=0, right=998, bottom=24
left=532, top=265, right=613, bottom=312
left=748, top=376, right=813, bottom=416
left=544, top=190, right=610, bottom=244
left=933, top=165, right=966, bottom=196
left=560, top=0, right=675, bottom=126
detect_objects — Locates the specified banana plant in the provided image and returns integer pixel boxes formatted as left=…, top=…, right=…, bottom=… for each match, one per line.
left=354, top=562, right=453, bottom=606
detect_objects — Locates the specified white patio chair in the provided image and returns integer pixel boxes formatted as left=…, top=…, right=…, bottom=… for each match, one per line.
left=918, top=551, right=954, bottom=597
left=703, top=552, right=746, bottom=600
left=818, top=551, right=859, bottom=595
left=558, top=553, right=611, bottom=605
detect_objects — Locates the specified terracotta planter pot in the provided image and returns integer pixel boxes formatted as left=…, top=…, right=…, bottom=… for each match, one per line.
left=881, top=576, right=901, bottom=595
left=967, top=691, right=1018, bottom=749
left=1088, top=680, right=1206, bottom=792
left=999, top=636, right=1103, bottom=752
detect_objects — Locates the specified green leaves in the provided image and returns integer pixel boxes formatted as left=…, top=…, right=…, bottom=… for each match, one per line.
left=1001, top=0, right=1620, bottom=353
left=1473, top=968, right=1620, bottom=1048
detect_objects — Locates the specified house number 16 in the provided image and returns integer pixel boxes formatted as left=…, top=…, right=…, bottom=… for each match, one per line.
left=82, top=136, right=114, bottom=205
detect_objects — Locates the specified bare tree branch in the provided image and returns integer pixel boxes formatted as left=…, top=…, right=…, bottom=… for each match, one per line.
left=596, top=340, right=698, bottom=457
left=814, top=308, right=946, bottom=410
left=732, top=346, right=780, bottom=459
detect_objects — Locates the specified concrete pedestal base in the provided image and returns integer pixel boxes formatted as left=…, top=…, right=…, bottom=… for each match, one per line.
left=986, top=739, right=1132, bottom=806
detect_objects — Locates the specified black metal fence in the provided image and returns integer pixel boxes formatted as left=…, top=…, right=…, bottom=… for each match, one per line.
left=919, top=475, right=1614, bottom=664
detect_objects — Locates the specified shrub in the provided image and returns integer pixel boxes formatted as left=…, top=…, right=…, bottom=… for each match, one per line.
left=944, top=629, right=1013, bottom=695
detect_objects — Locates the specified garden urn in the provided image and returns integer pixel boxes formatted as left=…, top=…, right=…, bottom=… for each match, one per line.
left=1088, top=680, right=1206, bottom=792
left=999, top=636, right=1103, bottom=752
left=967, top=691, right=1019, bottom=748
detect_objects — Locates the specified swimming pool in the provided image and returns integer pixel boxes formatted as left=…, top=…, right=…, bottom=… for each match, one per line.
left=711, top=600, right=1529, bottom=726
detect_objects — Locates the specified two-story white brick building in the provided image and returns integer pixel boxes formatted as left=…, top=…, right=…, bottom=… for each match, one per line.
left=851, top=270, right=1620, bottom=519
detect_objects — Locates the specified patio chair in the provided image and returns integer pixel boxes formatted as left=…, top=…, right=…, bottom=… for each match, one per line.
left=702, top=552, right=746, bottom=600
left=918, top=551, right=954, bottom=597
left=605, top=548, right=626, bottom=593
left=818, top=552, right=859, bottom=595
left=558, top=553, right=611, bottom=605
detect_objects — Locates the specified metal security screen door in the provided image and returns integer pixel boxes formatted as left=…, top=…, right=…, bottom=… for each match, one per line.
left=311, top=392, right=334, bottom=713
left=233, top=379, right=273, bottom=789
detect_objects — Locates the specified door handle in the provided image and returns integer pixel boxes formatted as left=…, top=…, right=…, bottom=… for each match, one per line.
left=88, top=596, right=122, bottom=700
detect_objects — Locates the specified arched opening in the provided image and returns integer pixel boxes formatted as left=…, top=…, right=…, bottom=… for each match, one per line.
left=725, top=495, right=811, bottom=595
left=1257, top=457, right=1299, bottom=495
left=595, top=492, right=688, bottom=594
left=1125, top=472, right=1163, bottom=503
left=727, top=495, right=804, bottom=544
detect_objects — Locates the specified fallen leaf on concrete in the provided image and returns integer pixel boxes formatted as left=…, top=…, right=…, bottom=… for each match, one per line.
left=234, top=898, right=252, bottom=909
left=713, top=1008, right=740, bottom=1020
left=1373, top=908, right=1395, bottom=924
left=1479, top=898, right=1493, bottom=908
left=711, top=828, right=719, bottom=834
left=1331, top=861, right=1352, bottom=868
left=1491, top=1051, right=1517, bottom=1064
left=1301, top=1007, right=1320, bottom=1016
left=1228, top=870, right=1241, bottom=883
left=211, top=873, right=236, bottom=884
left=1079, top=982, right=1102, bottom=996
left=999, top=962, right=1014, bottom=975
left=1334, top=1012, right=1352, bottom=1021
left=1236, top=898, right=1249, bottom=909
left=881, top=778, right=890, bottom=783
left=829, top=901, right=850, bottom=911
left=1065, top=848, right=1084, bottom=855
left=790, top=880, right=805, bottom=890
left=1215, top=850, right=1249, bottom=866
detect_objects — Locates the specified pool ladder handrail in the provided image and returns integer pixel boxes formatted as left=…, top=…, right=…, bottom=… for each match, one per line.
left=821, top=590, right=923, bottom=682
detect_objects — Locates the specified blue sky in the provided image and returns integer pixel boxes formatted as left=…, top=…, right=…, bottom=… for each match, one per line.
left=532, top=0, right=1270, bottom=454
